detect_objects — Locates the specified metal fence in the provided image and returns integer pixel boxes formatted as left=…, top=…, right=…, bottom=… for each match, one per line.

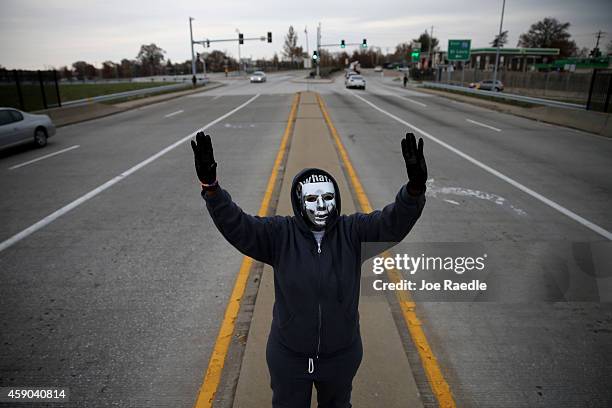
left=586, top=69, right=612, bottom=113
left=0, top=69, right=61, bottom=111
left=435, top=68, right=593, bottom=104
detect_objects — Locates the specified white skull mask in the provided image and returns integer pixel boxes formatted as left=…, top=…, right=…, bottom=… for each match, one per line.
left=300, top=181, right=336, bottom=228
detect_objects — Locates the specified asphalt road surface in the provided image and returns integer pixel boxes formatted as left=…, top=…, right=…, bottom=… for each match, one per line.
left=1, top=70, right=611, bottom=407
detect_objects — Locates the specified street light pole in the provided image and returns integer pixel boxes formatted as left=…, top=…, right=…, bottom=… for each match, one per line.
left=316, top=22, right=321, bottom=78
left=189, top=17, right=196, bottom=77
left=492, top=0, right=506, bottom=90
left=304, top=26, right=309, bottom=61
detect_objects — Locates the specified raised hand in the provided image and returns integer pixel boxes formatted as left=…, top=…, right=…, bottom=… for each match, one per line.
left=401, top=132, right=427, bottom=195
left=190, top=132, right=217, bottom=185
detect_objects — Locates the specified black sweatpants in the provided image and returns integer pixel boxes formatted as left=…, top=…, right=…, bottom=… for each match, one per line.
left=266, top=331, right=363, bottom=408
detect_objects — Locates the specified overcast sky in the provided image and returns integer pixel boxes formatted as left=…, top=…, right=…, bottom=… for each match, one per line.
left=1, top=0, right=611, bottom=69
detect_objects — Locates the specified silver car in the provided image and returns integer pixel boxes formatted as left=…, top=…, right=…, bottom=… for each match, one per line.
left=0, top=108, right=56, bottom=149
left=469, top=79, right=504, bottom=92
left=345, top=75, right=366, bottom=90
left=250, top=71, right=267, bottom=83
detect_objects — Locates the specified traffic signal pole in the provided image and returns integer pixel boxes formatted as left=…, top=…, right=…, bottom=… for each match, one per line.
left=191, top=30, right=272, bottom=75
left=189, top=17, right=196, bottom=77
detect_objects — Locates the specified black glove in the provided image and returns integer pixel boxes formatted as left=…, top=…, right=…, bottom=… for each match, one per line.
left=190, top=132, right=217, bottom=186
left=401, top=132, right=427, bottom=195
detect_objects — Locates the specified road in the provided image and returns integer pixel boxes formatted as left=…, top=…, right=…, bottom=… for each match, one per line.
left=1, top=70, right=611, bottom=407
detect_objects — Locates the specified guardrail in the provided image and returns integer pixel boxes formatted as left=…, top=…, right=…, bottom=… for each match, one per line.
left=60, top=82, right=193, bottom=107
left=421, top=82, right=586, bottom=110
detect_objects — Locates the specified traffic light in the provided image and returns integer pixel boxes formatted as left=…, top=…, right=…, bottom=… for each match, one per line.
left=239, top=33, right=244, bottom=45
left=362, top=39, right=367, bottom=48
left=411, top=49, right=421, bottom=62
left=206, top=39, right=210, bottom=48
left=340, top=39, right=346, bottom=48
left=267, top=32, right=272, bottom=43
left=312, top=51, right=319, bottom=61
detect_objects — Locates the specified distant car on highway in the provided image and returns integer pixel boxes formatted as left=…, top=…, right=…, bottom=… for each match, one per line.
left=0, top=108, right=55, bottom=150
left=345, top=75, right=366, bottom=90
left=250, top=71, right=267, bottom=83
left=469, top=79, right=504, bottom=92
left=345, top=70, right=358, bottom=79
left=374, top=66, right=383, bottom=72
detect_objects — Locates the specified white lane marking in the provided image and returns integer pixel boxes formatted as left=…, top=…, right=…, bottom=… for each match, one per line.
left=429, top=184, right=527, bottom=216
left=394, top=94, right=427, bottom=107
left=466, top=118, right=502, bottom=132
left=164, top=109, right=184, bottom=118
left=9, top=145, right=80, bottom=170
left=444, top=199, right=461, bottom=206
left=212, top=95, right=222, bottom=100
left=348, top=90, right=612, bottom=240
left=0, top=94, right=260, bottom=253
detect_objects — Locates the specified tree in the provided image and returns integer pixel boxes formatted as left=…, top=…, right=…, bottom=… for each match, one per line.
left=393, top=42, right=412, bottom=62
left=517, top=17, right=577, bottom=57
left=136, top=43, right=166, bottom=76
left=119, top=59, right=135, bottom=78
left=59, top=66, right=73, bottom=80
left=575, top=47, right=589, bottom=58
left=72, top=61, right=96, bottom=80
left=101, top=61, right=117, bottom=79
left=282, top=26, right=298, bottom=63
left=490, top=30, right=509, bottom=47
left=413, top=31, right=438, bottom=54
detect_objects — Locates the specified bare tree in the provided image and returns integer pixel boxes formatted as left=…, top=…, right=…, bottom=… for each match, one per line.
left=282, top=26, right=298, bottom=63
left=491, top=30, right=509, bottom=47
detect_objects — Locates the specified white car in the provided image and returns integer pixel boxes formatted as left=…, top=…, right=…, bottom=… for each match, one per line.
left=374, top=66, right=383, bottom=72
left=250, top=71, right=267, bottom=83
left=345, top=75, right=366, bottom=90
left=0, top=107, right=56, bottom=150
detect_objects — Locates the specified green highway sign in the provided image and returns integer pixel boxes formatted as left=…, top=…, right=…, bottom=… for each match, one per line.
left=448, top=39, right=471, bottom=61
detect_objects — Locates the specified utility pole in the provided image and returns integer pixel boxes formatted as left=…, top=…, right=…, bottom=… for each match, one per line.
left=316, top=22, right=321, bottom=78
left=492, top=0, right=506, bottom=90
left=304, top=26, right=309, bottom=58
left=590, top=30, right=606, bottom=57
left=189, top=17, right=196, bottom=77
left=594, top=30, right=603, bottom=49
left=428, top=25, right=434, bottom=68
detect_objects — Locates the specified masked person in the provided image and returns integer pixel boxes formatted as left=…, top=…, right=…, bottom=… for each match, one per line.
left=192, top=132, right=427, bottom=408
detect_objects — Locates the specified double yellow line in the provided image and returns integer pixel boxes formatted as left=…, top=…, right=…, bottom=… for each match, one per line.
left=193, top=93, right=300, bottom=408
left=317, top=93, right=456, bottom=408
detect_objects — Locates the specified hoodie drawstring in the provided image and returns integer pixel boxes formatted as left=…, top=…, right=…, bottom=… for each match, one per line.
left=308, top=358, right=314, bottom=374
left=331, top=239, right=344, bottom=303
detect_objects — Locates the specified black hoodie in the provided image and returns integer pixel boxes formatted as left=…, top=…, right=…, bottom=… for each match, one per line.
left=202, top=168, right=425, bottom=357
